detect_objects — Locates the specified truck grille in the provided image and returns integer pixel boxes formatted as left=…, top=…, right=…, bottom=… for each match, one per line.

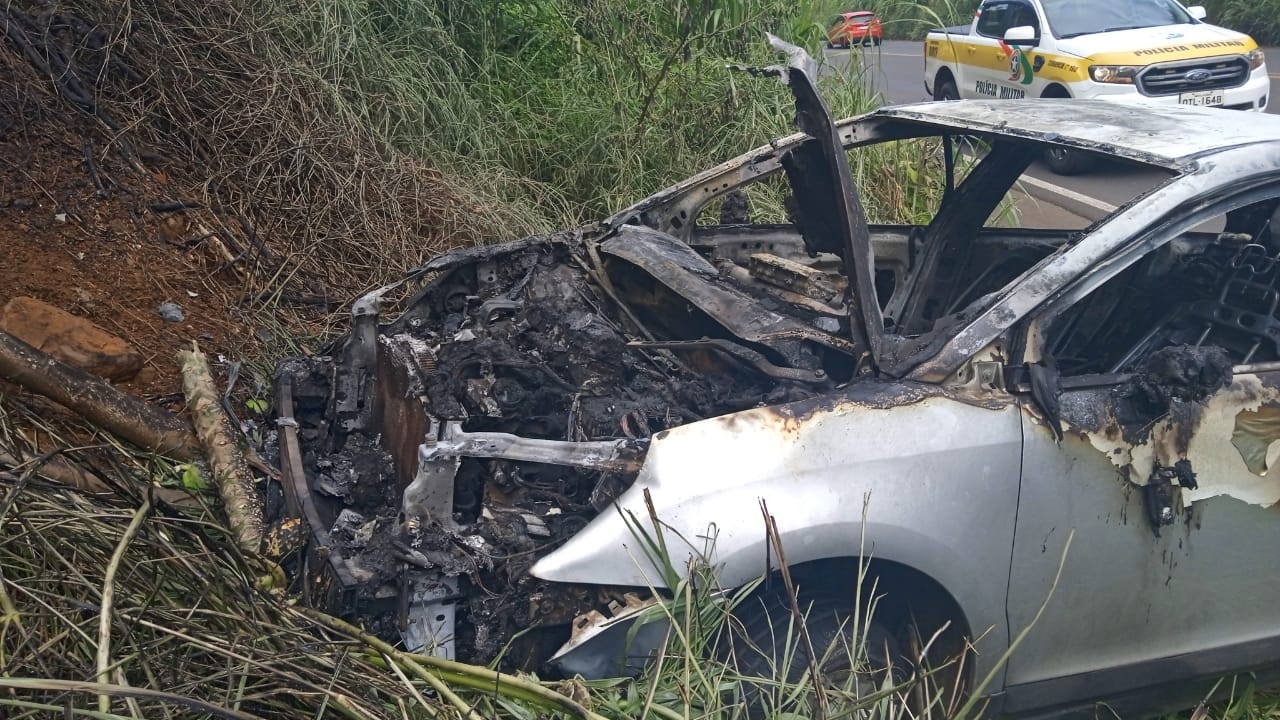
left=1138, top=56, right=1249, bottom=96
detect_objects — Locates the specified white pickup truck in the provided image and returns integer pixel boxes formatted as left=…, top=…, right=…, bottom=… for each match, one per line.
left=924, top=0, right=1270, bottom=173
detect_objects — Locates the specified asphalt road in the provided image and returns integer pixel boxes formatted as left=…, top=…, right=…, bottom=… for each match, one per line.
left=826, top=40, right=1280, bottom=214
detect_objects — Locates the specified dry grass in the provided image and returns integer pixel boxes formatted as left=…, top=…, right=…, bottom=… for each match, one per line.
left=1, top=1, right=556, bottom=312
left=0, top=430, right=428, bottom=718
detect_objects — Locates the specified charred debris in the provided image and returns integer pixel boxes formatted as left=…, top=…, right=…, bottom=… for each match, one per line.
left=265, top=36, right=1280, bottom=670
left=271, top=38, right=883, bottom=667
left=276, top=229, right=851, bottom=664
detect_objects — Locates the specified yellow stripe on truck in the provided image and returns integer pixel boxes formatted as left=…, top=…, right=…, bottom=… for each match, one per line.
left=1034, top=54, right=1089, bottom=83
left=926, top=38, right=961, bottom=64
left=931, top=37, right=1090, bottom=83
left=1087, top=36, right=1257, bottom=66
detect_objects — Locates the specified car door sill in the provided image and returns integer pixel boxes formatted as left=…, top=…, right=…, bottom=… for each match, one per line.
left=1001, top=634, right=1280, bottom=717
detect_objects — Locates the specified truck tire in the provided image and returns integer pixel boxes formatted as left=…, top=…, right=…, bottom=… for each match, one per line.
left=937, top=78, right=960, bottom=101
left=1044, top=146, right=1096, bottom=175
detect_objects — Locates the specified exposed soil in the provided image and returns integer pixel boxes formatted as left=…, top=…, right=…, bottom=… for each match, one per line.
left=0, top=118, right=266, bottom=399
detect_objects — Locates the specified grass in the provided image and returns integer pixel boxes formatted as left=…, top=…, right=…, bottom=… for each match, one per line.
left=1198, top=0, right=1280, bottom=44
left=8, top=0, right=1274, bottom=718
left=0, top=403, right=951, bottom=719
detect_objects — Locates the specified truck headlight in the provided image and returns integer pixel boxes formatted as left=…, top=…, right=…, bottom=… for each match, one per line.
left=1089, top=65, right=1140, bottom=84
left=1248, top=48, right=1266, bottom=71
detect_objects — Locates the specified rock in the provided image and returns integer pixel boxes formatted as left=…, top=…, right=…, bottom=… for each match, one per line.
left=158, top=302, right=185, bottom=323
left=0, top=297, right=144, bottom=381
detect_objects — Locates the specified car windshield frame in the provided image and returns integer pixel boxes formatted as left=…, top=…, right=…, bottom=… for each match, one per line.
left=1041, top=0, right=1194, bottom=39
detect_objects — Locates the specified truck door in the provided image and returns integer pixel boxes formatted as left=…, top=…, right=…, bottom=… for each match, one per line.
left=966, top=0, right=1042, bottom=100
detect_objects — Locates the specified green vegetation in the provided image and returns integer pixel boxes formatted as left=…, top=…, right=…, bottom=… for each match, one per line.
left=2, top=0, right=964, bottom=716
left=265, top=0, right=937, bottom=227
left=839, top=0, right=979, bottom=40
left=1199, top=0, right=1280, bottom=45
left=4, top=0, right=949, bottom=308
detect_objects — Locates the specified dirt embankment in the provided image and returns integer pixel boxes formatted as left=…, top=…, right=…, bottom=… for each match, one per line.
left=1, top=120, right=251, bottom=396
left=0, top=2, right=504, bottom=398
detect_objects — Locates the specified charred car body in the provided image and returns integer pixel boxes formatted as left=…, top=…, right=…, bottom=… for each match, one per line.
left=277, top=39, right=1280, bottom=717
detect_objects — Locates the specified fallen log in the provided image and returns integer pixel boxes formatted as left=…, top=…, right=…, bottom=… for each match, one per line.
left=0, top=330, right=200, bottom=460
left=178, top=342, right=263, bottom=552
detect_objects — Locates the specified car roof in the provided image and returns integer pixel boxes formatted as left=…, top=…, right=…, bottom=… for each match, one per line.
left=876, top=99, right=1280, bottom=166
left=844, top=11, right=874, bottom=16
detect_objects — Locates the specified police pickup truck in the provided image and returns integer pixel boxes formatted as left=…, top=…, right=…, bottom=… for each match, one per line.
left=924, top=0, right=1269, bottom=173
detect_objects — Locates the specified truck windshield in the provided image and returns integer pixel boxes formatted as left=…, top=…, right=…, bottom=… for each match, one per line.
left=1042, top=0, right=1194, bottom=39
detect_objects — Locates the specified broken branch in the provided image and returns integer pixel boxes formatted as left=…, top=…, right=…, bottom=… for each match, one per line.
left=97, top=497, right=151, bottom=713
left=178, top=343, right=263, bottom=552
left=0, top=331, right=199, bottom=461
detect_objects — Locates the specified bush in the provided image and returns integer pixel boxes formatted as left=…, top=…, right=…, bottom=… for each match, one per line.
left=848, top=0, right=980, bottom=40
left=1199, top=0, right=1280, bottom=45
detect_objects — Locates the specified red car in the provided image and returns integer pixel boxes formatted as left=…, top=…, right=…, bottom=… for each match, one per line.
left=826, top=11, right=883, bottom=48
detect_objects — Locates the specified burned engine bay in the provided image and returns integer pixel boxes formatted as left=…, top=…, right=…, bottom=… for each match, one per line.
left=275, top=223, right=872, bottom=666
left=264, top=39, right=896, bottom=668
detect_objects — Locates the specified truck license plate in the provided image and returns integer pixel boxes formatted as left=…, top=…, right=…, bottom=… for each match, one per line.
left=1179, top=90, right=1225, bottom=107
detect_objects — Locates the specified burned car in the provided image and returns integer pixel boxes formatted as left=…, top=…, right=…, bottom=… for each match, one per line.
left=276, top=39, right=1280, bottom=717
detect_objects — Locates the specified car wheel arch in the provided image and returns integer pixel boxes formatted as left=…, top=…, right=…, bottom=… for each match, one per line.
left=934, top=68, right=958, bottom=100
left=1041, top=83, right=1071, bottom=99
left=758, top=556, right=975, bottom=686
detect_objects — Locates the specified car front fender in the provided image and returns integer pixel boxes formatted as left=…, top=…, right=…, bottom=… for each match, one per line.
left=531, top=381, right=1024, bottom=685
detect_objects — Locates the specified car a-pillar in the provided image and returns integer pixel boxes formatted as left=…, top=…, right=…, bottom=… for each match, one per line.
left=723, top=555, right=973, bottom=708
left=1040, top=84, right=1096, bottom=175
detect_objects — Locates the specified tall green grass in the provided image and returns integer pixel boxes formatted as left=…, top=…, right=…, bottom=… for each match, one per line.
left=1199, top=0, right=1280, bottom=44
left=836, top=0, right=979, bottom=41
left=251, top=0, right=934, bottom=229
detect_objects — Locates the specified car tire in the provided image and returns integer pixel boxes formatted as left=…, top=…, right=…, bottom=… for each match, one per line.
left=721, top=586, right=910, bottom=717
left=1044, top=146, right=1096, bottom=175
left=937, top=78, right=960, bottom=102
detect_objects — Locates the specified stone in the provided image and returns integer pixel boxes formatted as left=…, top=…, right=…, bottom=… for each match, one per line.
left=158, top=302, right=185, bottom=323
left=0, top=297, right=144, bottom=381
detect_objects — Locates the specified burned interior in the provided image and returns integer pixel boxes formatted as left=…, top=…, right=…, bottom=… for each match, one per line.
left=264, top=41, right=1280, bottom=675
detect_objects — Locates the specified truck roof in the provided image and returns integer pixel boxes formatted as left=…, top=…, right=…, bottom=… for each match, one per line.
left=876, top=99, right=1280, bottom=167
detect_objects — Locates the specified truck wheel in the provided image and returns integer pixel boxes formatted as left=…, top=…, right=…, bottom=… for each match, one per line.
left=937, top=78, right=960, bottom=101
left=1044, top=147, right=1096, bottom=175
left=721, top=586, right=909, bottom=717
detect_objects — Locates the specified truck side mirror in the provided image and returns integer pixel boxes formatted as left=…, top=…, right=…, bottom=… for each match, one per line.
left=1186, top=5, right=1208, bottom=20
left=1004, top=25, right=1038, bottom=46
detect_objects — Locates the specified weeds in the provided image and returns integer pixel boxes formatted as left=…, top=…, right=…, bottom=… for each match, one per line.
left=1198, top=0, right=1280, bottom=44
left=0, top=398, right=961, bottom=719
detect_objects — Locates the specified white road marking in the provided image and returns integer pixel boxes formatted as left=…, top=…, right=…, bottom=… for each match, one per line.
left=1017, top=173, right=1119, bottom=215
